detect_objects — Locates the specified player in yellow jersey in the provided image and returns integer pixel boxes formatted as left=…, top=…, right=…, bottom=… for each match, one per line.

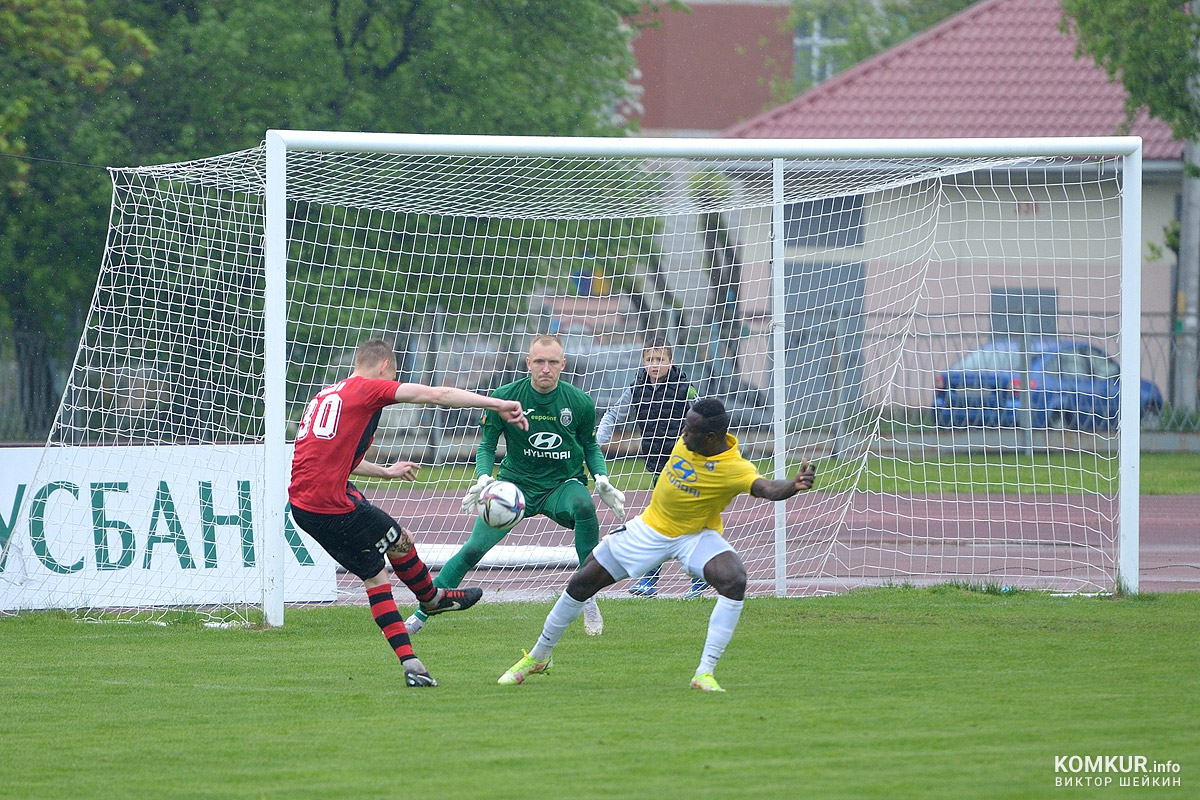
left=499, top=397, right=815, bottom=692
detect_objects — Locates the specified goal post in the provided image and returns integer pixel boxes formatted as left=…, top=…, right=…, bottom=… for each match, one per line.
left=262, top=137, right=289, bottom=628
left=1, top=132, right=1143, bottom=626
left=1118, top=145, right=1142, bottom=596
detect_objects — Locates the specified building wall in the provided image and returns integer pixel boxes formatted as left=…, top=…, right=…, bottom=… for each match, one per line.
left=632, top=2, right=793, bottom=136
left=725, top=165, right=1177, bottom=411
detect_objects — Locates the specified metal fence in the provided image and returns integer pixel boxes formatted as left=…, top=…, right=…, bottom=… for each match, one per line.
left=1132, top=316, right=1200, bottom=431
left=865, top=311, right=1196, bottom=432
left=2, top=312, right=1198, bottom=446
left=0, top=330, right=61, bottom=444
left=0, top=333, right=18, bottom=441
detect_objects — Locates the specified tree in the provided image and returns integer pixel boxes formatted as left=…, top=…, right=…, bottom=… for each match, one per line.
left=1, top=0, right=656, bottom=440
left=1061, top=0, right=1200, bottom=411
left=1061, top=1, right=1200, bottom=140
left=113, top=0, right=646, bottom=164
left=785, top=0, right=975, bottom=96
left=0, top=0, right=153, bottom=438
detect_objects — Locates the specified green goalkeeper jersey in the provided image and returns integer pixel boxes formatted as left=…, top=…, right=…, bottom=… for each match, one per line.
left=477, top=377, right=607, bottom=501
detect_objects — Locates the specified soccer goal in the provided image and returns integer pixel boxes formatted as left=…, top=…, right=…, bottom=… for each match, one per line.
left=0, top=132, right=1142, bottom=626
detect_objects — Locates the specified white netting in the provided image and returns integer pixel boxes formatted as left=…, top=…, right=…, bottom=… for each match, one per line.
left=0, top=137, right=1134, bottom=623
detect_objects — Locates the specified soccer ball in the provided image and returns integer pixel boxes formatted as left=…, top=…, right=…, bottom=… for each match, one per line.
left=477, top=480, right=525, bottom=531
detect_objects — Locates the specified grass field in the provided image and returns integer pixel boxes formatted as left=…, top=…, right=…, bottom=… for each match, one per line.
left=3, top=589, right=1197, bottom=799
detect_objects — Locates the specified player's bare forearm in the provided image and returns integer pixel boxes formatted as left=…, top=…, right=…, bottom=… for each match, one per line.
left=394, top=384, right=527, bottom=429
left=750, top=459, right=815, bottom=501
left=493, top=399, right=528, bottom=429
left=351, top=460, right=384, bottom=478
left=396, top=383, right=492, bottom=409
left=438, top=388, right=526, bottom=429
left=351, top=459, right=420, bottom=481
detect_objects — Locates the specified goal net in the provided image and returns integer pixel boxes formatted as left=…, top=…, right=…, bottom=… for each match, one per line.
left=0, top=133, right=1142, bottom=625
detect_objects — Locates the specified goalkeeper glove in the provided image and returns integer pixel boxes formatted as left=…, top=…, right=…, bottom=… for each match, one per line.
left=461, top=474, right=496, bottom=514
left=594, top=475, right=625, bottom=520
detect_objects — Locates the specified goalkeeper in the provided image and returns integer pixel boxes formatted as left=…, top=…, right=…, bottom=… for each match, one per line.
left=499, top=397, right=815, bottom=693
left=406, top=334, right=625, bottom=636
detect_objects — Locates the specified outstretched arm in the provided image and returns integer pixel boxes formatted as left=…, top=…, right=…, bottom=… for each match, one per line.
left=352, top=459, right=420, bottom=481
left=749, top=460, right=815, bottom=501
left=393, top=383, right=527, bottom=430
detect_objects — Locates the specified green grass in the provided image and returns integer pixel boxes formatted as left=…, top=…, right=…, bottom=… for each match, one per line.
left=3, top=590, right=1198, bottom=799
left=1139, top=451, right=1200, bottom=494
left=369, top=451, right=1200, bottom=495
left=826, top=453, right=1122, bottom=495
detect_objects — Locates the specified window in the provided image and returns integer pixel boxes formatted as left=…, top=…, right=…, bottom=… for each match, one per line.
left=954, top=348, right=1024, bottom=372
left=1089, top=355, right=1120, bottom=380
left=784, top=195, right=864, bottom=248
left=991, top=288, right=1057, bottom=339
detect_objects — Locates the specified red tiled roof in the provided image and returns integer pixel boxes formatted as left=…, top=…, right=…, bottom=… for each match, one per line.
left=725, top=0, right=1181, bottom=160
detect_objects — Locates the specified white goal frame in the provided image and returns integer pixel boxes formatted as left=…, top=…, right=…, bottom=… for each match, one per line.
left=1, top=132, right=1142, bottom=626
left=259, top=131, right=1143, bottom=626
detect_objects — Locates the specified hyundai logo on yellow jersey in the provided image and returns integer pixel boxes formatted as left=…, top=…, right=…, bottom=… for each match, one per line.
left=669, top=456, right=698, bottom=482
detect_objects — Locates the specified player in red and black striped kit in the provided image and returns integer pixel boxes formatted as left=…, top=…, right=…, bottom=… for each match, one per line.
left=288, top=339, right=527, bottom=687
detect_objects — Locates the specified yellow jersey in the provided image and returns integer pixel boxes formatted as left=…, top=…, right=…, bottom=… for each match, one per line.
left=639, top=434, right=761, bottom=538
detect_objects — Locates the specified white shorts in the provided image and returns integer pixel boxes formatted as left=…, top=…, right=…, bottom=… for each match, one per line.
left=592, top=515, right=735, bottom=582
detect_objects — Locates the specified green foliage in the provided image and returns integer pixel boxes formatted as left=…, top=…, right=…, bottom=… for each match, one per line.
left=0, top=0, right=154, bottom=343
left=1061, top=0, right=1200, bottom=142
left=0, top=0, right=154, bottom=195
left=685, top=168, right=735, bottom=204
left=114, top=0, right=645, bottom=162
left=0, top=0, right=657, bottom=439
left=2, top=592, right=1197, bottom=798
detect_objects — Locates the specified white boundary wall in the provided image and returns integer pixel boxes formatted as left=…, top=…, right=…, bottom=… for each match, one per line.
left=0, top=446, right=338, bottom=610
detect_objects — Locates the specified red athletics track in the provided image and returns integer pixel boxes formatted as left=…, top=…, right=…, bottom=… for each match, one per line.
left=350, top=490, right=1200, bottom=601
left=1137, top=494, right=1200, bottom=592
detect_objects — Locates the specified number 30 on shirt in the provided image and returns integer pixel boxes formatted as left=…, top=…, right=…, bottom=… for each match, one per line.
left=297, top=392, right=343, bottom=440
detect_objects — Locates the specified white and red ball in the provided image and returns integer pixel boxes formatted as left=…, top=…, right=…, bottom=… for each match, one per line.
left=477, top=480, right=526, bottom=531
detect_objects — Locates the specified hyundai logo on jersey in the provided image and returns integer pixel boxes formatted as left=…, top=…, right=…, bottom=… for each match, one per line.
left=528, top=431, right=563, bottom=450
left=670, top=456, right=698, bottom=482
left=523, top=429, right=569, bottom=460
left=666, top=455, right=700, bottom=496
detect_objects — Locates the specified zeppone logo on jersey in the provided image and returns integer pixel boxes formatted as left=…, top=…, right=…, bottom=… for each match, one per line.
left=524, top=431, right=569, bottom=459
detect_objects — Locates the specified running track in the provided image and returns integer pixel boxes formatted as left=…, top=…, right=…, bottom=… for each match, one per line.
left=358, top=490, right=1200, bottom=599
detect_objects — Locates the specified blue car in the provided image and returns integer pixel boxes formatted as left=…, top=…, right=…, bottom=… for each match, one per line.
left=932, top=339, right=1164, bottom=431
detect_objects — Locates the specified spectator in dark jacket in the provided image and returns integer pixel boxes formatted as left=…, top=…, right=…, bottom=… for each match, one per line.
left=597, top=338, right=705, bottom=597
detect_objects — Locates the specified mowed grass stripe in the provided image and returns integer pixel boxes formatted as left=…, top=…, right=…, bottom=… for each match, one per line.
left=2, top=590, right=1197, bottom=799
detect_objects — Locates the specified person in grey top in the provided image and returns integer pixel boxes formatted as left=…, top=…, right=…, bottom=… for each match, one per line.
left=597, top=338, right=706, bottom=597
